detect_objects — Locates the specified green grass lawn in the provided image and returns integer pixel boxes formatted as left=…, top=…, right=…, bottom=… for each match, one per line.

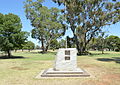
left=0, top=50, right=120, bottom=85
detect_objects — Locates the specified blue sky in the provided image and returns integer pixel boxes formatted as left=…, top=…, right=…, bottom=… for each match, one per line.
left=0, top=0, right=120, bottom=46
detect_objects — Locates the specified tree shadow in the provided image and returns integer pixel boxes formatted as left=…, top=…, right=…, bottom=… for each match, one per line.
left=89, top=53, right=110, bottom=57
left=30, top=52, right=40, bottom=54
left=97, top=57, right=120, bottom=64
left=37, top=51, right=57, bottom=55
left=0, top=56, right=26, bottom=59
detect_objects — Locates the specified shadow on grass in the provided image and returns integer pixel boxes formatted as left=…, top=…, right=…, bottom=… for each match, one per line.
left=89, top=53, right=110, bottom=57
left=31, top=51, right=57, bottom=55
left=97, top=57, right=120, bottom=64
left=0, top=56, right=26, bottom=59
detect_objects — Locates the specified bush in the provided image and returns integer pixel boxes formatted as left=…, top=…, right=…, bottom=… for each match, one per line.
left=115, top=49, right=120, bottom=52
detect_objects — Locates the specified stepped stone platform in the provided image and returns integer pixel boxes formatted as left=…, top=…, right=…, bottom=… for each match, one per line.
left=36, top=48, right=90, bottom=78
left=36, top=68, right=90, bottom=78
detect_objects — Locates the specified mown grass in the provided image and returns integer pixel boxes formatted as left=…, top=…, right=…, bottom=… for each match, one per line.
left=0, top=50, right=120, bottom=85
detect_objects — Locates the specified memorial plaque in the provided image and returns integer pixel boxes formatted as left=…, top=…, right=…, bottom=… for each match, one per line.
left=65, top=50, right=70, bottom=55
left=65, top=56, right=70, bottom=60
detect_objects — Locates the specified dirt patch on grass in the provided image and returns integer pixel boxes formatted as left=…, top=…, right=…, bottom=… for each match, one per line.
left=21, top=61, right=46, bottom=65
left=10, top=66, right=29, bottom=70
left=82, top=80, right=110, bottom=85
left=92, top=73, right=120, bottom=85
left=79, top=64, right=97, bottom=68
left=101, top=73, right=120, bottom=80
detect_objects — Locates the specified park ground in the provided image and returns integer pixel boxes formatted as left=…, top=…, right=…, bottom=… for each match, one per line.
left=0, top=50, right=120, bottom=85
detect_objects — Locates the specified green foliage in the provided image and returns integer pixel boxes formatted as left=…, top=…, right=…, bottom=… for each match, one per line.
left=0, top=13, right=28, bottom=57
left=58, top=39, right=66, bottom=48
left=50, top=39, right=59, bottom=50
left=106, top=35, right=120, bottom=51
left=53, top=0, right=120, bottom=55
left=24, top=0, right=66, bottom=53
left=88, top=35, right=120, bottom=52
left=22, top=41, right=35, bottom=51
left=35, top=45, right=41, bottom=49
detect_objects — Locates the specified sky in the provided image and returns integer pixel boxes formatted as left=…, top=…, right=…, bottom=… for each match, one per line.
left=0, top=0, right=120, bottom=46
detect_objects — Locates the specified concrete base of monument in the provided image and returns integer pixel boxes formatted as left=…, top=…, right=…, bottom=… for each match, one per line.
left=36, top=68, right=90, bottom=78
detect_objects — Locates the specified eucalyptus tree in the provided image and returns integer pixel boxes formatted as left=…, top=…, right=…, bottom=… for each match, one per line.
left=24, top=0, right=66, bottom=53
left=50, top=39, right=59, bottom=51
left=22, top=41, right=35, bottom=52
left=58, top=39, right=66, bottom=48
left=106, top=35, right=120, bottom=51
left=94, top=32, right=108, bottom=54
left=35, top=45, right=41, bottom=49
left=0, top=13, right=28, bottom=57
left=53, top=0, right=120, bottom=55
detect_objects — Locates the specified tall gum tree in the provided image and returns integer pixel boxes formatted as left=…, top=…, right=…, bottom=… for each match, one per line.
left=24, top=0, right=66, bottom=53
left=53, top=0, right=120, bottom=55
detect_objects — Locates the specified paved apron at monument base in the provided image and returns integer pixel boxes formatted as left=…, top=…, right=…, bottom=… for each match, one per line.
left=36, top=48, right=90, bottom=78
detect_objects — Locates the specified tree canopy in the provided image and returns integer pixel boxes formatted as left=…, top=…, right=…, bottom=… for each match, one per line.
left=50, top=39, right=59, bottom=51
left=106, top=35, right=120, bottom=51
left=0, top=13, right=28, bottom=57
left=53, top=0, right=120, bottom=55
left=22, top=41, right=35, bottom=52
left=24, top=0, right=66, bottom=53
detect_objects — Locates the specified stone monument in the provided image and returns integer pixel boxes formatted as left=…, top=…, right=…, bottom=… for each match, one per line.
left=54, top=48, right=77, bottom=71
left=36, top=48, right=90, bottom=78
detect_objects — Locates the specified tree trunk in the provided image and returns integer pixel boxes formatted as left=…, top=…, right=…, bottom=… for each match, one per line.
left=53, top=49, right=55, bottom=51
left=74, top=34, right=87, bottom=55
left=102, top=49, right=104, bottom=54
left=15, top=49, right=17, bottom=52
left=41, top=39, right=45, bottom=53
left=45, top=45, right=49, bottom=52
left=74, top=35, right=80, bottom=54
left=78, top=45, right=87, bottom=55
left=102, top=46, right=104, bottom=54
left=7, top=50, right=11, bottom=57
